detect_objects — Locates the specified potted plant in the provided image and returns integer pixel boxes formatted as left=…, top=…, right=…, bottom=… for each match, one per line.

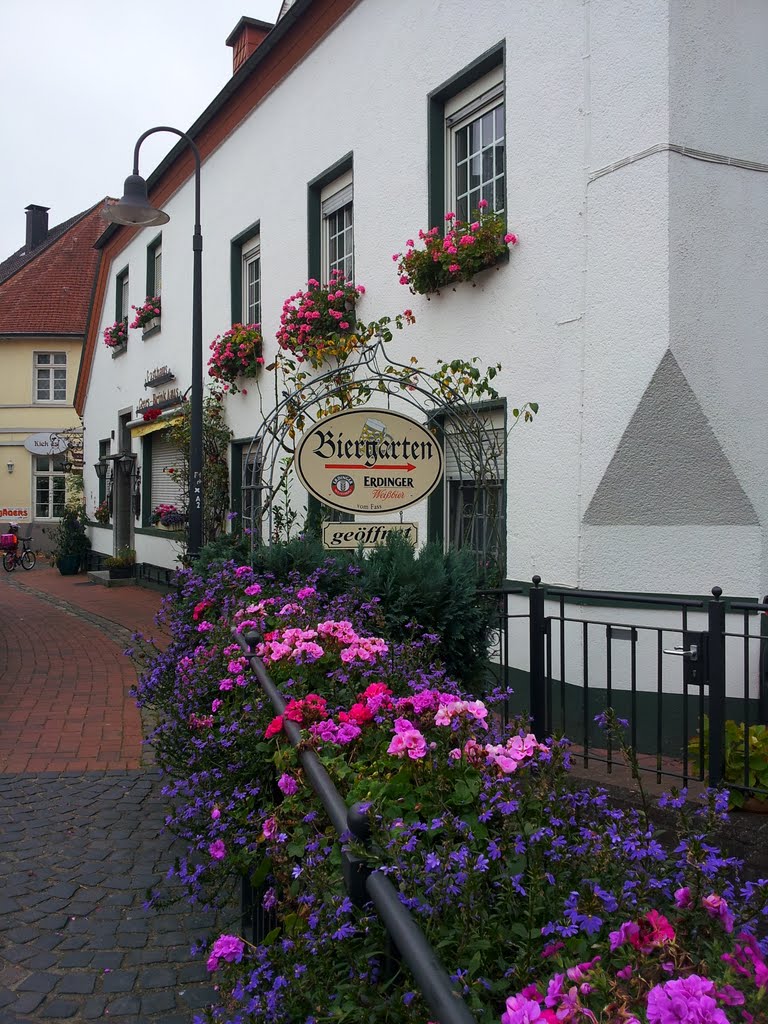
left=689, top=717, right=768, bottom=810
left=393, top=200, right=519, bottom=296
left=104, top=547, right=136, bottom=580
left=130, top=296, right=161, bottom=336
left=276, top=271, right=366, bottom=367
left=207, top=323, right=264, bottom=394
left=151, top=504, right=186, bottom=530
left=94, top=499, right=111, bottom=525
left=103, top=318, right=128, bottom=349
left=50, top=506, right=91, bottom=575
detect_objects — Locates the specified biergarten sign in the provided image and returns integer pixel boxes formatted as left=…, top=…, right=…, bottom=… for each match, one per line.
left=295, top=409, right=443, bottom=515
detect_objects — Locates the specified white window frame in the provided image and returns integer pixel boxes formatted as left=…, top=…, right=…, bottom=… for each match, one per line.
left=321, top=170, right=354, bottom=282
left=445, top=67, right=505, bottom=222
left=34, top=351, right=67, bottom=404
left=33, top=453, right=67, bottom=520
left=242, top=236, right=261, bottom=326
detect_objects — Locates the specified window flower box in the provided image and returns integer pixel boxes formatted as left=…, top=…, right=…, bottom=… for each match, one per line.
left=276, top=270, right=366, bottom=367
left=208, top=323, right=264, bottom=394
left=142, top=316, right=161, bottom=339
left=393, top=201, right=518, bottom=296
left=130, top=297, right=161, bottom=331
left=103, top=318, right=128, bottom=350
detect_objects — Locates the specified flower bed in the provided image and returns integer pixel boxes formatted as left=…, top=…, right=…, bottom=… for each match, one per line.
left=394, top=200, right=518, bottom=296
left=133, top=563, right=768, bottom=1024
left=276, top=270, right=366, bottom=366
left=208, top=324, right=264, bottom=394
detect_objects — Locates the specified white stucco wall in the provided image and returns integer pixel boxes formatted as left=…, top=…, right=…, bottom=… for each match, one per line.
left=82, top=0, right=768, bottom=593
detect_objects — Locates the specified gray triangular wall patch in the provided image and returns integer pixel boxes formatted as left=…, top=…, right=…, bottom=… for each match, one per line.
left=584, top=350, right=758, bottom=525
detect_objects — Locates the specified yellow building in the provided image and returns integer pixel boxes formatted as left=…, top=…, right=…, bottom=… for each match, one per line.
left=0, top=202, right=104, bottom=548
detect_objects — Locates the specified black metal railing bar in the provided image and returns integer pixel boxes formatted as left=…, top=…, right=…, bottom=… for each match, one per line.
left=234, top=629, right=478, bottom=1024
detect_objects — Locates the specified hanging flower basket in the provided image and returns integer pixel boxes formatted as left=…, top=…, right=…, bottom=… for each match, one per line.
left=130, top=296, right=161, bottom=331
left=276, top=270, right=366, bottom=367
left=208, top=324, right=264, bottom=395
left=393, top=200, right=518, bottom=296
left=103, top=318, right=128, bottom=349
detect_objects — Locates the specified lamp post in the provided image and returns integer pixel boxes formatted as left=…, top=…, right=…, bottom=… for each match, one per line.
left=103, top=126, right=204, bottom=559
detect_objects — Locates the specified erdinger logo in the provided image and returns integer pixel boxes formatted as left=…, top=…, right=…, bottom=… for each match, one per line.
left=331, top=474, right=354, bottom=498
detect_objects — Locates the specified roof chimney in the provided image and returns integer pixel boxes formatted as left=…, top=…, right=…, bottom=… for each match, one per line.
left=25, top=205, right=50, bottom=252
left=226, top=17, right=273, bottom=75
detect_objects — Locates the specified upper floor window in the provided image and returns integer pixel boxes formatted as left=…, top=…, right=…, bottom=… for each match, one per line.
left=116, top=267, right=129, bottom=321
left=147, top=235, right=162, bottom=296
left=243, top=238, right=261, bottom=325
left=35, top=352, right=66, bottom=403
left=427, top=44, right=505, bottom=231
left=321, top=172, right=353, bottom=281
left=445, top=69, right=505, bottom=221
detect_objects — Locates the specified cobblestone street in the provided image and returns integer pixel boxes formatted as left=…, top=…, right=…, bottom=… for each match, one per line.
left=0, top=571, right=220, bottom=1023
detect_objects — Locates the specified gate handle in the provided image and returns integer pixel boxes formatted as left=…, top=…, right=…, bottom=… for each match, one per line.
left=663, top=644, right=698, bottom=661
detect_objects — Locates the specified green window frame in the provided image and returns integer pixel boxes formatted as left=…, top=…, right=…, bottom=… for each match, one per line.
left=307, top=153, right=353, bottom=283
left=146, top=233, right=162, bottom=297
left=427, top=42, right=505, bottom=230
left=98, top=439, right=110, bottom=505
left=115, top=266, right=129, bottom=322
left=427, top=401, right=507, bottom=575
left=230, top=220, right=260, bottom=325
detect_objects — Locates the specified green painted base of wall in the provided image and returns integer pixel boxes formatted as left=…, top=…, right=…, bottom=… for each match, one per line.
left=488, top=666, right=762, bottom=759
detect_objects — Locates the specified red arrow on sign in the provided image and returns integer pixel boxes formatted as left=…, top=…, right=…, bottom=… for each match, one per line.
left=324, top=463, right=416, bottom=471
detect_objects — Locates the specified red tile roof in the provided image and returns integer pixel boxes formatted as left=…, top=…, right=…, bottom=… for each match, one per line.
left=0, top=202, right=104, bottom=336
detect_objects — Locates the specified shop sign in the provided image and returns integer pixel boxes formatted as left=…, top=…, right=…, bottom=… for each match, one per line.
left=23, top=432, right=69, bottom=456
left=0, top=506, right=31, bottom=520
left=295, top=409, right=443, bottom=515
left=322, top=520, right=418, bottom=549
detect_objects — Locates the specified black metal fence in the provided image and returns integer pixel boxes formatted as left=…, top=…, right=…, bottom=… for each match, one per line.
left=485, top=578, right=768, bottom=798
left=234, top=629, right=478, bottom=1024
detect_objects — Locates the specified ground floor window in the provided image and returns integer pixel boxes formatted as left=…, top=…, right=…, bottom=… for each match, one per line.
left=230, top=442, right=263, bottom=542
left=143, top=430, right=185, bottom=525
left=34, top=454, right=67, bottom=519
left=441, top=405, right=506, bottom=575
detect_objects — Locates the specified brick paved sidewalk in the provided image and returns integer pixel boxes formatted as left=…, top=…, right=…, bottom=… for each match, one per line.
left=5, top=563, right=167, bottom=645
left=0, top=571, right=225, bottom=1022
left=0, top=583, right=145, bottom=774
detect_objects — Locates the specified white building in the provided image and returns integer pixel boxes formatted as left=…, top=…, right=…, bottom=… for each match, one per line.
left=77, top=0, right=768, bottom=604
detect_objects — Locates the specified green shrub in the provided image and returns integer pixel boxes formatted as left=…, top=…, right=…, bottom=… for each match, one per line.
left=359, top=533, right=494, bottom=685
left=250, top=536, right=355, bottom=596
left=192, top=533, right=251, bottom=575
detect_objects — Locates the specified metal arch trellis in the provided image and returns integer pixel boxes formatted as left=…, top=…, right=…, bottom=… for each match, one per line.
left=241, top=334, right=507, bottom=575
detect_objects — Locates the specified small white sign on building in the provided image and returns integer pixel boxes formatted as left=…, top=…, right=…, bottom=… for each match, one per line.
left=23, top=432, right=69, bottom=456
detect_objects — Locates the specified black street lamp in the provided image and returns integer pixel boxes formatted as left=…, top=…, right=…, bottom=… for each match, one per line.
left=103, top=126, right=204, bottom=559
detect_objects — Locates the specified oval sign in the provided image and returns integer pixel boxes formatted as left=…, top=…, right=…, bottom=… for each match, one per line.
left=23, top=432, right=69, bottom=456
left=295, top=409, right=443, bottom=515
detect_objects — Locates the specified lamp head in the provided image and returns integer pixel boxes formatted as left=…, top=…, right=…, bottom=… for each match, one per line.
left=103, top=175, right=170, bottom=226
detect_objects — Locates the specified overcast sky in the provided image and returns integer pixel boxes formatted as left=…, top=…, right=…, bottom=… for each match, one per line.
left=0, top=0, right=282, bottom=257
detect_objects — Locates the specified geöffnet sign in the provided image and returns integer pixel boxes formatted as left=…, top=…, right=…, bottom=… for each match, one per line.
left=295, top=409, right=443, bottom=515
